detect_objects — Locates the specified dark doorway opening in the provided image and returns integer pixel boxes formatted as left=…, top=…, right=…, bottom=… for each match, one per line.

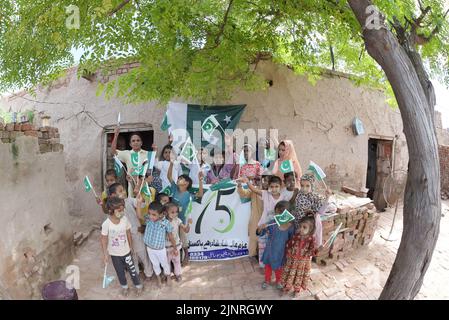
left=366, top=138, right=393, bottom=211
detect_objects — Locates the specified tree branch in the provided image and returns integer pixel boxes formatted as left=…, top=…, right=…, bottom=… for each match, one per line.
left=109, top=0, right=131, bottom=16
left=214, top=0, right=234, bottom=46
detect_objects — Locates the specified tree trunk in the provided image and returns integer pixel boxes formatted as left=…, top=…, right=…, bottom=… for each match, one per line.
left=348, top=0, right=441, bottom=299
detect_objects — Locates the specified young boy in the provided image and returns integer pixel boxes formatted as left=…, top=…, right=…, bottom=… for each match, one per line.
left=167, top=161, right=204, bottom=266
left=136, top=199, right=177, bottom=287
left=101, top=196, right=143, bottom=297
left=108, top=183, right=153, bottom=280
left=98, top=169, right=118, bottom=213
left=282, top=172, right=299, bottom=207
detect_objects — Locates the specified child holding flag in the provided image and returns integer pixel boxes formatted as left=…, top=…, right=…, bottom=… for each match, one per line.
left=108, top=183, right=154, bottom=280
left=281, top=215, right=317, bottom=298
left=155, top=144, right=182, bottom=190
left=98, top=169, right=118, bottom=213
left=136, top=200, right=177, bottom=287
left=239, top=175, right=291, bottom=267
left=167, top=160, right=204, bottom=266
left=256, top=201, right=295, bottom=290
left=101, top=196, right=143, bottom=297
left=292, top=173, right=333, bottom=248
left=272, top=140, right=302, bottom=186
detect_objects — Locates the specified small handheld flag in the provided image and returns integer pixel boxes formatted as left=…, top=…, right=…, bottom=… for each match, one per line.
left=238, top=150, right=247, bottom=166
left=179, top=138, right=197, bottom=165
left=279, top=159, right=294, bottom=173
left=202, top=114, right=221, bottom=144
left=160, top=113, right=171, bottom=131
left=117, top=112, right=121, bottom=126
left=274, top=209, right=295, bottom=226
left=84, top=176, right=98, bottom=198
left=162, top=185, right=173, bottom=197
left=324, top=222, right=343, bottom=248
left=264, top=148, right=277, bottom=161
left=142, top=182, right=152, bottom=197
left=308, top=161, right=326, bottom=181
left=102, top=264, right=115, bottom=289
left=113, top=156, right=124, bottom=177
left=130, top=151, right=142, bottom=176
left=147, top=151, right=156, bottom=170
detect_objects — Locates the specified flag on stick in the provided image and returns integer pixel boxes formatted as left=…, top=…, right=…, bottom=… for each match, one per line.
left=179, top=138, right=197, bottom=165
left=102, top=264, right=115, bottom=289
left=147, top=151, right=156, bottom=170
left=202, top=114, right=221, bottom=144
left=113, top=156, right=125, bottom=177
left=274, top=209, right=295, bottom=226
left=83, top=176, right=98, bottom=198
left=308, top=161, right=326, bottom=181
left=162, top=185, right=173, bottom=197
left=279, top=159, right=294, bottom=173
left=117, top=112, right=121, bottom=126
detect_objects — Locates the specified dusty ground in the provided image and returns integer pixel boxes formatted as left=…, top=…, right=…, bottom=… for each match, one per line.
left=69, top=201, right=449, bottom=300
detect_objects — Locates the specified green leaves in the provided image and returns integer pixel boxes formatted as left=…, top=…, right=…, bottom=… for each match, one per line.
left=1, top=0, right=448, bottom=106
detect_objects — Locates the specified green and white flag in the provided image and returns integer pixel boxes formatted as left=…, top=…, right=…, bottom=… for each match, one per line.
left=83, top=176, right=93, bottom=192
left=279, top=159, right=294, bottom=173
left=113, top=156, right=124, bottom=177
left=147, top=151, right=156, bottom=170
left=264, top=148, right=277, bottom=161
left=130, top=151, right=140, bottom=176
left=274, top=209, right=295, bottom=226
left=162, top=185, right=173, bottom=197
left=308, top=161, right=326, bottom=181
left=142, top=182, right=152, bottom=197
left=179, top=138, right=197, bottom=165
left=162, top=102, right=246, bottom=148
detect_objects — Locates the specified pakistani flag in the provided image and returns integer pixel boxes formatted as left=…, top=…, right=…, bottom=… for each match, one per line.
left=179, top=138, right=197, bottom=165
left=113, top=156, right=124, bottom=177
left=83, top=176, right=93, bottom=192
left=308, top=161, right=326, bottom=181
left=264, top=148, right=277, bottom=161
left=102, top=264, right=115, bottom=289
left=274, top=209, right=295, bottom=226
left=162, top=102, right=246, bottom=148
left=142, top=182, right=152, bottom=197
left=279, top=160, right=294, bottom=173
left=147, top=151, right=156, bottom=170
left=130, top=151, right=140, bottom=176
left=162, top=185, right=173, bottom=197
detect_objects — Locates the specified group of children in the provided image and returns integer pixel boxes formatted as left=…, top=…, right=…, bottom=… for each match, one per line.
left=99, top=126, right=331, bottom=299
left=237, top=171, right=331, bottom=298
left=99, top=159, right=204, bottom=297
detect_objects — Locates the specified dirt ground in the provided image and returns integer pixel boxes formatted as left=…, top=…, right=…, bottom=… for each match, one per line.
left=69, top=200, right=449, bottom=300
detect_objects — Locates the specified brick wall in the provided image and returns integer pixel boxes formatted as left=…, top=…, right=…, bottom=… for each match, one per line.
left=0, top=123, right=64, bottom=153
left=439, top=145, right=449, bottom=194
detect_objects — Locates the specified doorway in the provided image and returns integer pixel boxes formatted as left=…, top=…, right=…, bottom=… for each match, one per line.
left=366, top=138, right=393, bottom=211
left=102, top=123, right=154, bottom=191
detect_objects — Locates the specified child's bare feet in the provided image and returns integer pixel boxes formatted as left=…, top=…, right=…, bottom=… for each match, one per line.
left=135, top=285, right=144, bottom=297
left=261, top=282, right=269, bottom=289
left=120, top=287, right=129, bottom=297
left=156, top=275, right=162, bottom=288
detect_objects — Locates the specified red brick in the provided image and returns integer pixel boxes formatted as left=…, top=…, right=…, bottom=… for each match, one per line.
left=14, top=123, right=22, bottom=131
left=21, top=123, right=34, bottom=131
left=6, top=123, right=14, bottom=131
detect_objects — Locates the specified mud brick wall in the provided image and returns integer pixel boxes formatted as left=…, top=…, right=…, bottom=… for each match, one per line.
left=314, top=203, right=379, bottom=266
left=0, top=123, right=63, bottom=153
left=0, top=124, right=73, bottom=299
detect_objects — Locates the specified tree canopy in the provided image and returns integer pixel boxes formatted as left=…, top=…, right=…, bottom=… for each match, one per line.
left=0, top=0, right=448, bottom=105
left=0, top=0, right=449, bottom=102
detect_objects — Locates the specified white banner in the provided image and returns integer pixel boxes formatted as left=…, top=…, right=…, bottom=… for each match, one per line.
left=188, top=184, right=251, bottom=261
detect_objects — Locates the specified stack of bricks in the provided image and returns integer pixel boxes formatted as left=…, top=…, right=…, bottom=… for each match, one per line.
left=0, top=123, right=63, bottom=154
left=314, top=202, right=379, bottom=266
